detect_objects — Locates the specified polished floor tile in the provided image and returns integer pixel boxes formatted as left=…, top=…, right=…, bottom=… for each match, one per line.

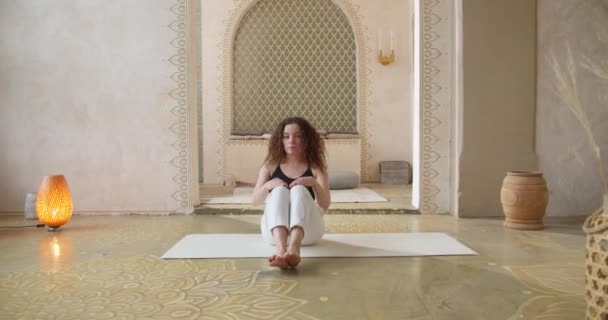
left=0, top=214, right=587, bottom=319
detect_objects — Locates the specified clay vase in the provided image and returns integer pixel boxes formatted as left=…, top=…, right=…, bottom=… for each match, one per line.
left=500, top=171, right=548, bottom=230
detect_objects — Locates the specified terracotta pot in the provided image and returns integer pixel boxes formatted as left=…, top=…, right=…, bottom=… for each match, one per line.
left=500, top=171, right=548, bottom=230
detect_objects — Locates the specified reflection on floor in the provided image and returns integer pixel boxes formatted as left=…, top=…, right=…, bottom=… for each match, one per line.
left=0, top=214, right=586, bottom=319
left=198, top=183, right=419, bottom=214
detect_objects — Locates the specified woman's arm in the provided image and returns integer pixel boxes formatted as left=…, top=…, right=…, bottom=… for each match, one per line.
left=252, top=163, right=288, bottom=204
left=311, top=168, right=330, bottom=210
left=252, top=164, right=271, bottom=204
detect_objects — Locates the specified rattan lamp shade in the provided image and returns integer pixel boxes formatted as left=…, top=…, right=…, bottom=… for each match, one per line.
left=36, top=175, right=73, bottom=231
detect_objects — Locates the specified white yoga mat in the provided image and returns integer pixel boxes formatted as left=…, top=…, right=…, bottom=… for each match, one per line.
left=203, top=187, right=388, bottom=204
left=161, top=233, right=477, bottom=259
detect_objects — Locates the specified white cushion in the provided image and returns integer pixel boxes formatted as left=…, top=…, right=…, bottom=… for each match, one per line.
left=328, top=171, right=359, bottom=190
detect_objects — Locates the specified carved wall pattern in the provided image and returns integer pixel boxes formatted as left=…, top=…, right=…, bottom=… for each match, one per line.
left=420, top=0, right=450, bottom=214
left=232, top=0, right=357, bottom=134
left=168, top=0, right=192, bottom=210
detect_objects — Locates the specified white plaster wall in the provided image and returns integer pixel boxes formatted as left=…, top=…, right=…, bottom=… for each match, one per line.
left=201, top=0, right=231, bottom=184
left=325, top=141, right=361, bottom=180
left=0, top=1, right=190, bottom=213
left=362, top=0, right=412, bottom=182
left=201, top=0, right=412, bottom=184
left=449, top=0, right=463, bottom=215
left=537, top=0, right=608, bottom=216
left=457, top=0, right=538, bottom=217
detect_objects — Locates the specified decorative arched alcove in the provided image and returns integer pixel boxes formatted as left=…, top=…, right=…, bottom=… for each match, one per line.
left=216, top=0, right=373, bottom=184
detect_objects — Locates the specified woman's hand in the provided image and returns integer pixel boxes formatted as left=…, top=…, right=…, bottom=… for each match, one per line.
left=264, top=178, right=288, bottom=191
left=289, top=176, right=318, bottom=188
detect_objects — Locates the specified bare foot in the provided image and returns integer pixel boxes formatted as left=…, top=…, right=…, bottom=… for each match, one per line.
left=285, top=252, right=301, bottom=268
left=268, top=254, right=289, bottom=269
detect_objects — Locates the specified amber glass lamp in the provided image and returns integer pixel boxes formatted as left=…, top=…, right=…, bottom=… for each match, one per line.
left=36, top=175, right=73, bottom=231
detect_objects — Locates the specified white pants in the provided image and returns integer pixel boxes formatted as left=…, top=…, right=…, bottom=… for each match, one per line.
left=261, top=185, right=325, bottom=246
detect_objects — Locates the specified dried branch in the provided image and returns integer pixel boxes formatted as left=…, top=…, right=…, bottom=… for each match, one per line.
left=580, top=55, right=608, bottom=81
left=547, top=42, right=608, bottom=197
left=581, top=20, right=608, bottom=82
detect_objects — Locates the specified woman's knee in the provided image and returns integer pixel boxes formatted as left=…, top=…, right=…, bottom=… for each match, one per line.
left=270, top=185, right=289, bottom=195
left=290, top=185, right=307, bottom=192
left=289, top=185, right=310, bottom=199
left=268, top=186, right=290, bottom=201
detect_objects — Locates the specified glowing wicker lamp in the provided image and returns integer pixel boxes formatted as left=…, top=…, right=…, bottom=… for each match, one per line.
left=36, top=175, right=73, bottom=231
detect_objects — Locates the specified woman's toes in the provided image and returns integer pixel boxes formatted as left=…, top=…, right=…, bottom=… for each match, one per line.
left=286, top=252, right=301, bottom=268
left=269, top=254, right=289, bottom=269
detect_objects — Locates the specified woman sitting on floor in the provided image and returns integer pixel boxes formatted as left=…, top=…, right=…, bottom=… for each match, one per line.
left=251, top=117, right=330, bottom=269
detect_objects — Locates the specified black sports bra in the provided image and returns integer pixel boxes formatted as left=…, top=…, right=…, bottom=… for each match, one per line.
left=270, top=164, right=315, bottom=199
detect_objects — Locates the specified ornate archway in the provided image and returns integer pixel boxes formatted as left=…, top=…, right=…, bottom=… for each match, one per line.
left=183, top=0, right=457, bottom=214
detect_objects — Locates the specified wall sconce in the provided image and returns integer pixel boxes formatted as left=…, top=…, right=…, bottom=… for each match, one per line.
left=378, top=30, right=395, bottom=65
left=36, top=175, right=74, bottom=232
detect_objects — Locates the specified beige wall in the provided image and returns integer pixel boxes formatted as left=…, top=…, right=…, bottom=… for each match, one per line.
left=0, top=1, right=197, bottom=214
left=201, top=0, right=412, bottom=184
left=456, top=0, right=538, bottom=217
left=537, top=0, right=608, bottom=216
left=224, top=140, right=361, bottom=184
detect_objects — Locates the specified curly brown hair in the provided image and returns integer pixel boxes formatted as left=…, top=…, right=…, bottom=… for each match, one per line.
left=264, top=117, right=327, bottom=172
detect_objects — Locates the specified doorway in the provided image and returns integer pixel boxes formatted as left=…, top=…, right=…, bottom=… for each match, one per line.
left=190, top=0, right=457, bottom=215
